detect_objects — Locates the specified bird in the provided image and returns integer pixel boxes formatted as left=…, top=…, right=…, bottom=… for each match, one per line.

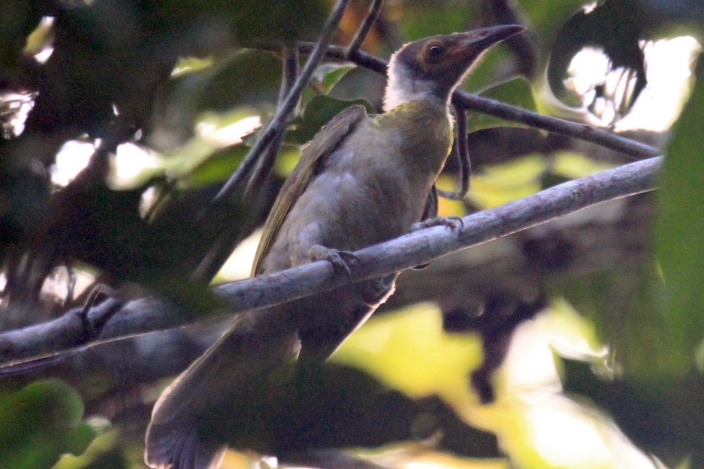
left=145, top=24, right=524, bottom=469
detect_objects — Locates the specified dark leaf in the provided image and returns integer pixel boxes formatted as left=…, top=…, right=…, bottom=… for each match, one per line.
left=547, top=0, right=652, bottom=110
left=198, top=362, right=499, bottom=458
left=562, top=358, right=704, bottom=465
left=286, top=95, right=374, bottom=145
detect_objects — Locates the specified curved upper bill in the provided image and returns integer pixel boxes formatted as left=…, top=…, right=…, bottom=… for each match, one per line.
left=450, top=24, right=526, bottom=61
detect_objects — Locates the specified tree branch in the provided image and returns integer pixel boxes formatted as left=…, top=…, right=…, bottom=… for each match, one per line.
left=0, top=156, right=662, bottom=367
left=287, top=43, right=661, bottom=160
left=245, top=43, right=300, bottom=197
left=437, top=105, right=470, bottom=200
left=212, top=0, right=352, bottom=203
left=345, top=0, right=384, bottom=58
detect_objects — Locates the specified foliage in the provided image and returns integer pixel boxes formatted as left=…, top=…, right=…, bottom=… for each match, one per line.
left=0, top=0, right=703, bottom=468
left=0, top=380, right=108, bottom=469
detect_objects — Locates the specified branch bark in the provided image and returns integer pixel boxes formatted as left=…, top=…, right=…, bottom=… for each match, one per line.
left=0, top=156, right=662, bottom=367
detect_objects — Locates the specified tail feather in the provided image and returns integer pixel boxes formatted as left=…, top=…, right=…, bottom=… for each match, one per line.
left=145, top=420, right=226, bottom=469
left=144, top=311, right=300, bottom=469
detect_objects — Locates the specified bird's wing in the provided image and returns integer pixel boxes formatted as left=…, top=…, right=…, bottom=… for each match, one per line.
left=251, top=104, right=368, bottom=276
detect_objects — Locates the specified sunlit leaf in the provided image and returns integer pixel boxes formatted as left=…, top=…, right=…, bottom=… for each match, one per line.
left=551, top=151, right=615, bottom=180
left=469, top=155, right=546, bottom=208
left=333, top=304, right=483, bottom=404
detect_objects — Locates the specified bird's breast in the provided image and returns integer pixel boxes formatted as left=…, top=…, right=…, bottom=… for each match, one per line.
left=370, top=100, right=453, bottom=178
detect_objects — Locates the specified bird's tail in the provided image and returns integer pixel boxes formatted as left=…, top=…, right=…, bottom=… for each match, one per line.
left=145, top=311, right=301, bottom=469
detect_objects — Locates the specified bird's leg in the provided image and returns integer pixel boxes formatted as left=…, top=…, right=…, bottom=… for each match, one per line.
left=413, top=186, right=464, bottom=233
left=412, top=191, right=462, bottom=270
left=308, top=245, right=360, bottom=275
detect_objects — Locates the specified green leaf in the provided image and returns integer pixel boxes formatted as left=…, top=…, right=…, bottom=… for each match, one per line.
left=285, top=95, right=374, bottom=144
left=193, top=50, right=282, bottom=114
left=314, top=64, right=355, bottom=95
left=65, top=419, right=110, bottom=456
left=328, top=67, right=386, bottom=110
left=655, top=75, right=704, bottom=375
left=181, top=144, right=249, bottom=188
left=0, top=380, right=98, bottom=469
left=467, top=77, right=537, bottom=132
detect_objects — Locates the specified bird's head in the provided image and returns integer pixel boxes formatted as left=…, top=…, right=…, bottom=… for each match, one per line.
left=383, top=24, right=525, bottom=111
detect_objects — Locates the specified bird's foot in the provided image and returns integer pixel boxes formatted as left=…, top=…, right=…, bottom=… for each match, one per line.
left=410, top=216, right=463, bottom=270
left=411, top=215, right=464, bottom=232
left=309, top=245, right=359, bottom=275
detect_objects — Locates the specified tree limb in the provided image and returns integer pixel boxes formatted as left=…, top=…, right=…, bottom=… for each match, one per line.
left=213, top=0, right=352, bottom=203
left=0, top=156, right=662, bottom=367
left=287, top=43, right=661, bottom=160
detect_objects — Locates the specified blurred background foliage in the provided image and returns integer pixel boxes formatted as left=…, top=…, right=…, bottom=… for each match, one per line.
left=0, top=0, right=703, bottom=468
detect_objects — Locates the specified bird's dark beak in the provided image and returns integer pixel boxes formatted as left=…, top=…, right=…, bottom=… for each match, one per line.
left=452, top=24, right=525, bottom=61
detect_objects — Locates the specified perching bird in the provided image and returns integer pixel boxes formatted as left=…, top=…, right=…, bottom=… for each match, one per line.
left=145, top=24, right=524, bottom=469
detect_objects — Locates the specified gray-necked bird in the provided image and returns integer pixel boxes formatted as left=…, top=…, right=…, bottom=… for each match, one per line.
left=145, top=24, right=524, bottom=469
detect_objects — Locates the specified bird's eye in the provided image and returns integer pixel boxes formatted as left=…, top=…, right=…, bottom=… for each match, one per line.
left=426, top=43, right=445, bottom=61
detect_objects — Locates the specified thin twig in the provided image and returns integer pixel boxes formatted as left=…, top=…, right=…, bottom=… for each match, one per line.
left=286, top=43, right=661, bottom=160
left=345, top=0, right=384, bottom=58
left=245, top=44, right=300, bottom=197
left=0, top=156, right=662, bottom=367
left=212, top=0, right=352, bottom=204
left=280, top=44, right=301, bottom=102
left=438, top=104, right=470, bottom=200
left=192, top=45, right=301, bottom=284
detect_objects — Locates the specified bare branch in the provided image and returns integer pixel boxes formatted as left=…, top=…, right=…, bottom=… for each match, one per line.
left=345, top=0, right=384, bottom=58
left=438, top=105, right=470, bottom=200
left=0, top=156, right=662, bottom=367
left=288, top=43, right=660, bottom=160
left=191, top=45, right=302, bottom=283
left=246, top=43, right=300, bottom=196
left=212, top=0, right=352, bottom=204
left=450, top=92, right=659, bottom=159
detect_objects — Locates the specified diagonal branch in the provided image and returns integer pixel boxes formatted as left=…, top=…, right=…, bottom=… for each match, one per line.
left=212, top=0, right=352, bottom=204
left=245, top=44, right=301, bottom=197
left=288, top=43, right=660, bottom=160
left=345, top=0, right=384, bottom=58
left=0, top=156, right=662, bottom=368
left=190, top=44, right=303, bottom=284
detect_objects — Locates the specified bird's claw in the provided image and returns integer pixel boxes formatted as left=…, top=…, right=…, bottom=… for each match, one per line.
left=309, top=245, right=359, bottom=275
left=411, top=216, right=464, bottom=232
left=410, top=216, right=463, bottom=270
